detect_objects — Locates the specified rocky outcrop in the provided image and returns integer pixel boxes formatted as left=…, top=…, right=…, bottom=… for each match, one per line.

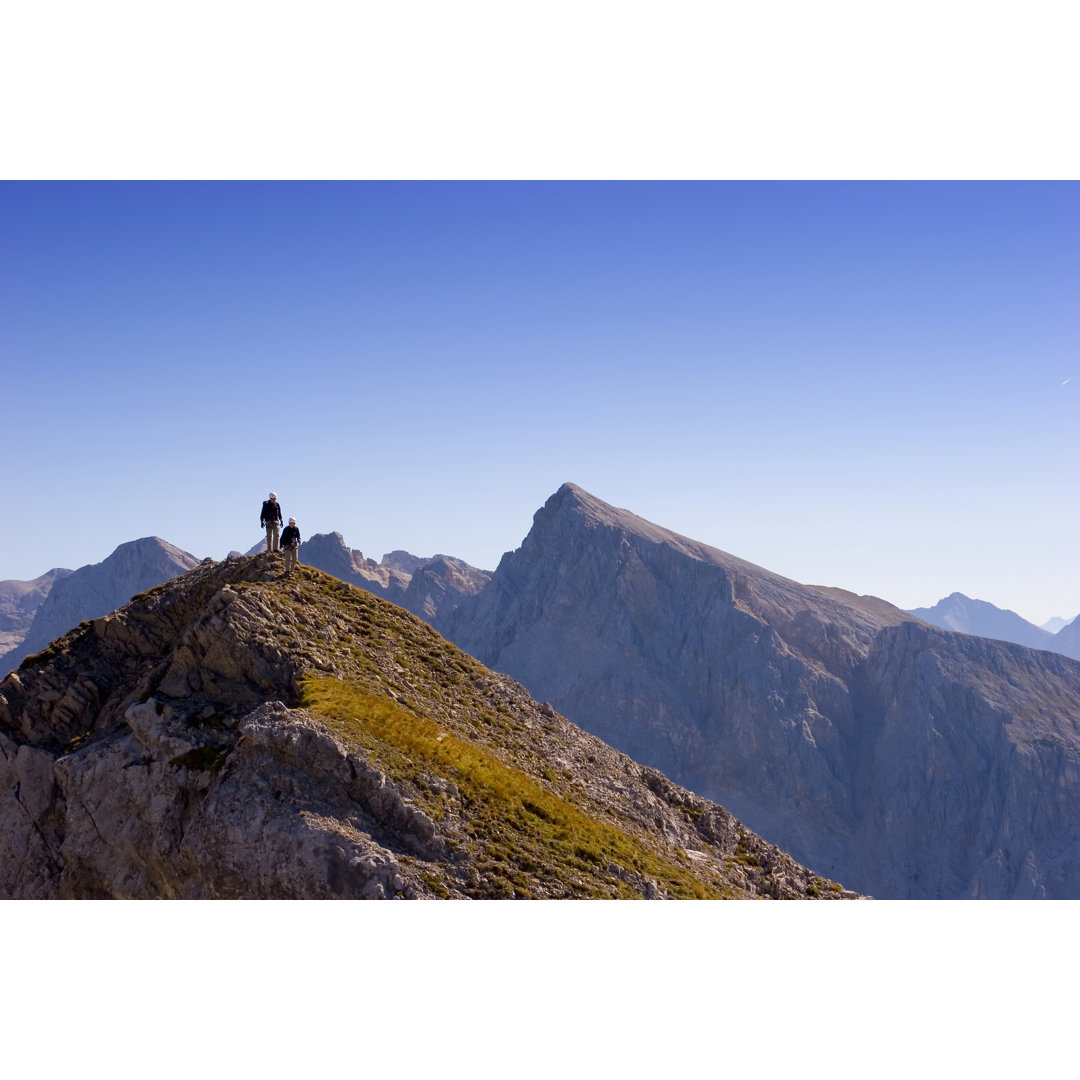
left=0, top=553, right=854, bottom=899
left=1, top=538, right=199, bottom=674
left=440, top=483, right=1080, bottom=899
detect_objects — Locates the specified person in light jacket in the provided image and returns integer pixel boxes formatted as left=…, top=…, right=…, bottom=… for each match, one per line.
left=261, top=491, right=283, bottom=553
left=281, top=517, right=301, bottom=575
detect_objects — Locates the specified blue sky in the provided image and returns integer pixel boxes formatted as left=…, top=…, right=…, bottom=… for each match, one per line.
left=4, top=181, right=1077, bottom=624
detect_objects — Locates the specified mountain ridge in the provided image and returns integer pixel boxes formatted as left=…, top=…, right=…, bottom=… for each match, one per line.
left=5, top=485, right=1079, bottom=898
left=0, top=552, right=856, bottom=899
left=8, top=493, right=1071, bottom=670
left=0, top=535, right=491, bottom=677
left=295, top=532, right=492, bottom=623
left=437, top=483, right=1080, bottom=899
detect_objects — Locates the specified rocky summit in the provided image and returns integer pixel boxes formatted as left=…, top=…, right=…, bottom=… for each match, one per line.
left=0, top=552, right=857, bottom=900
left=440, top=483, right=1080, bottom=900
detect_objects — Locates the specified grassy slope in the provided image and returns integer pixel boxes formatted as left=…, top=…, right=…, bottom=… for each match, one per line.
left=252, top=565, right=847, bottom=898
left=9, top=556, right=854, bottom=898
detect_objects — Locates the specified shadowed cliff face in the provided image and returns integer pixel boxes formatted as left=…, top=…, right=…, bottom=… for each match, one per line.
left=441, top=483, right=1080, bottom=899
left=850, top=623, right=1080, bottom=898
left=0, top=552, right=854, bottom=900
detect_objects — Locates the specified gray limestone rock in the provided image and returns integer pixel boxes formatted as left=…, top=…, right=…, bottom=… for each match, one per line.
left=440, top=483, right=1080, bottom=899
left=0, top=551, right=855, bottom=900
left=299, top=533, right=491, bottom=624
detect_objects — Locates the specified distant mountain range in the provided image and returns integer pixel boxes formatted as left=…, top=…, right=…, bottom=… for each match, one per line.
left=908, top=592, right=1080, bottom=659
left=3, top=487, right=1080, bottom=899
left=0, top=537, right=489, bottom=677
left=0, top=539, right=200, bottom=673
left=0, top=568, right=72, bottom=658
left=10, top=531, right=1075, bottom=673
left=295, top=532, right=491, bottom=623
left=12, top=537, right=1074, bottom=672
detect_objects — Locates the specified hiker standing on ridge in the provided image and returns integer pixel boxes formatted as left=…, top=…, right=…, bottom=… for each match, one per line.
left=281, top=517, right=301, bottom=575
left=261, top=491, right=283, bottom=553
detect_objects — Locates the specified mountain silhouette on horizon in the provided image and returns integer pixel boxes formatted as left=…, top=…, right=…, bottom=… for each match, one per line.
left=908, top=592, right=1079, bottom=658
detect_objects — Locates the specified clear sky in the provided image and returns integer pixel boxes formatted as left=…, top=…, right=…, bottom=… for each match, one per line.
left=3, top=180, right=1077, bottom=625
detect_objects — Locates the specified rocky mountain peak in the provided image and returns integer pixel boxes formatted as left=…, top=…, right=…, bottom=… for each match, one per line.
left=536, top=482, right=719, bottom=557
left=457, top=483, right=914, bottom=685
left=908, top=591, right=1065, bottom=655
left=296, top=536, right=491, bottom=626
left=441, top=484, right=1080, bottom=899
left=380, top=550, right=426, bottom=576
left=119, top=536, right=198, bottom=565
left=0, top=552, right=855, bottom=899
left=295, top=531, right=369, bottom=582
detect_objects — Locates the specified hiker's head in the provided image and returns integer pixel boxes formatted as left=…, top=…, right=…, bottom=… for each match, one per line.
left=269, top=492, right=277, bottom=500
left=289, top=518, right=296, bottom=525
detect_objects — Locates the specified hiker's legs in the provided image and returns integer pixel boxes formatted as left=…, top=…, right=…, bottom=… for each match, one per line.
left=266, top=522, right=280, bottom=552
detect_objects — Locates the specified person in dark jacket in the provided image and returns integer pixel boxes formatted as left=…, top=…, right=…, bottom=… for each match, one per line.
left=261, top=491, right=283, bottom=553
left=281, top=517, right=301, bottom=575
